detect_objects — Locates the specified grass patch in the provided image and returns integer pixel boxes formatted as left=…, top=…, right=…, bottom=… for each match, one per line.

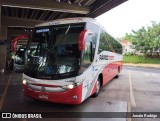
left=123, top=55, right=160, bottom=64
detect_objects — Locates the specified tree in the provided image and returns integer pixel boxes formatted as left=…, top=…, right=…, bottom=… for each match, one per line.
left=123, top=22, right=160, bottom=56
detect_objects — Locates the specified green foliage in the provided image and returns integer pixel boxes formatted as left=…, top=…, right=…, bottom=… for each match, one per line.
left=124, top=55, right=160, bottom=64
left=123, top=52, right=134, bottom=56
left=99, top=32, right=122, bottom=54
left=123, top=22, right=160, bottom=55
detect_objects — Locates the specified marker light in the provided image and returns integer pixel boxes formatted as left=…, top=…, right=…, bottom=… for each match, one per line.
left=22, top=79, right=27, bottom=85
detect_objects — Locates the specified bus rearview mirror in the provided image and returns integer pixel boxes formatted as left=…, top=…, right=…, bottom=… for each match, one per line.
left=78, top=30, right=93, bottom=51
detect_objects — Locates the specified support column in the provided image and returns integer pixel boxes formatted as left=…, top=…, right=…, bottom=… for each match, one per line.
left=0, top=5, right=7, bottom=73
left=0, top=25, right=8, bottom=41
left=0, top=4, right=1, bottom=35
left=0, top=25, right=7, bottom=73
left=0, top=5, right=8, bottom=41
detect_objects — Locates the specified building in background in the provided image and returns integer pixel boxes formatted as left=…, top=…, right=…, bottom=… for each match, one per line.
left=119, top=40, right=135, bottom=54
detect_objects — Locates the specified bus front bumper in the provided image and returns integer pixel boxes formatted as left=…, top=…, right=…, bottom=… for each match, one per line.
left=22, top=84, right=82, bottom=104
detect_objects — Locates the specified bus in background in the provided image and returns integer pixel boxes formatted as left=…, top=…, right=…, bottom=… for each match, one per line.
left=22, top=18, right=122, bottom=104
left=14, top=45, right=26, bottom=72
left=14, top=45, right=37, bottom=72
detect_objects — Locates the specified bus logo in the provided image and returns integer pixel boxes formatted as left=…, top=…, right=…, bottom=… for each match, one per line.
left=99, top=55, right=114, bottom=60
left=41, top=86, right=46, bottom=92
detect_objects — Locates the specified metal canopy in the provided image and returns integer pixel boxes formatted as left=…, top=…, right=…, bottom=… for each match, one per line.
left=1, top=0, right=90, bottom=14
left=0, top=0, right=127, bottom=22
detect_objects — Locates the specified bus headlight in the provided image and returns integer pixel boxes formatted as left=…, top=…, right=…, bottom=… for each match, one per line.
left=62, top=84, right=75, bottom=90
left=22, top=79, right=29, bottom=86
left=22, top=79, right=27, bottom=85
left=67, top=84, right=74, bottom=89
left=62, top=82, right=82, bottom=90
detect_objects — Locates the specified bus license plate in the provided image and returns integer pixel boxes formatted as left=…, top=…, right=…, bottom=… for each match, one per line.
left=39, top=94, right=48, bottom=99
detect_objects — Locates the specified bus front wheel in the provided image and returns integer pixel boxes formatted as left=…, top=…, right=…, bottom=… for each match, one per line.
left=92, top=77, right=101, bottom=97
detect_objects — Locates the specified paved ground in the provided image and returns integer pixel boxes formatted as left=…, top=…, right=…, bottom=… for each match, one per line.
left=0, top=66, right=160, bottom=121
left=124, top=63, right=160, bottom=68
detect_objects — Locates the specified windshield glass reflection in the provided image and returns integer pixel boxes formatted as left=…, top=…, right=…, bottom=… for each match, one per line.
left=24, top=23, right=85, bottom=79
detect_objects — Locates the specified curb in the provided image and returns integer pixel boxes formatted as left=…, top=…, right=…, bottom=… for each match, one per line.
left=123, top=63, right=160, bottom=68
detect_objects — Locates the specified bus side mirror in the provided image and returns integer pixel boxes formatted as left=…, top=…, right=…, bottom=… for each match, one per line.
left=78, top=30, right=93, bottom=51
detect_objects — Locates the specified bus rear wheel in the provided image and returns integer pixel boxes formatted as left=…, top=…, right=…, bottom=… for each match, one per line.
left=115, top=66, right=120, bottom=78
left=92, top=77, right=101, bottom=97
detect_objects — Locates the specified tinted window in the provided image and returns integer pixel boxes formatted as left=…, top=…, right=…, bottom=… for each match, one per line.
left=25, top=23, right=85, bottom=80
left=84, top=41, right=91, bottom=64
left=98, top=29, right=122, bottom=54
left=86, top=23, right=99, bottom=57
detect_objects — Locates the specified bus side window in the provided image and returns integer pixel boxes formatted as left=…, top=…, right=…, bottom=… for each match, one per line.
left=84, top=42, right=91, bottom=64
left=86, top=22, right=98, bottom=59
left=98, top=30, right=110, bottom=53
left=83, top=34, right=93, bottom=67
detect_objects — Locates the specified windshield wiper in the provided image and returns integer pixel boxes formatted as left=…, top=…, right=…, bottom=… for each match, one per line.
left=65, top=25, right=70, bottom=34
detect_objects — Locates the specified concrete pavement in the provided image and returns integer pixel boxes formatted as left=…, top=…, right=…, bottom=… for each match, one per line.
left=0, top=66, right=160, bottom=121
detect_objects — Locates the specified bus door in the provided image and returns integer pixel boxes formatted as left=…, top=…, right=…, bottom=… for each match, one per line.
left=78, top=30, right=96, bottom=100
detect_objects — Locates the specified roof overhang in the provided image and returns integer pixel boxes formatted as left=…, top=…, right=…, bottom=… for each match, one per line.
left=0, top=0, right=128, bottom=28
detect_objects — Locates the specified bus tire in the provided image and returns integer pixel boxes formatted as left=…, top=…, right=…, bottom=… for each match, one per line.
left=115, top=74, right=119, bottom=78
left=115, top=66, right=120, bottom=78
left=92, top=77, right=101, bottom=97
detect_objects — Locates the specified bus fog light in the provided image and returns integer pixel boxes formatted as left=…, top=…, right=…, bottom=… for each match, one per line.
left=73, top=95, right=77, bottom=100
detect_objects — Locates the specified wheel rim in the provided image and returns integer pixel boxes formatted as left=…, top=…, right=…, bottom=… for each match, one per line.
left=96, top=80, right=100, bottom=94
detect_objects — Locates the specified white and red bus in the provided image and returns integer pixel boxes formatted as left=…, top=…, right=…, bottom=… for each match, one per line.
left=22, top=18, right=123, bottom=104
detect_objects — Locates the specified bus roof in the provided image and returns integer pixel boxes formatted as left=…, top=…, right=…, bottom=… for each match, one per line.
left=35, top=17, right=99, bottom=27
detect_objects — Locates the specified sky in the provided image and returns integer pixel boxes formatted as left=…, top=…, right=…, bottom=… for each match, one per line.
left=95, top=0, right=160, bottom=38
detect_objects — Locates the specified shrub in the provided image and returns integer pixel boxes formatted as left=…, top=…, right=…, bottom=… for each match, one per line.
left=123, top=55, right=160, bottom=64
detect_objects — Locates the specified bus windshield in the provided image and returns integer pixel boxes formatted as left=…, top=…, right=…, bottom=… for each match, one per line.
left=24, top=23, right=85, bottom=79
